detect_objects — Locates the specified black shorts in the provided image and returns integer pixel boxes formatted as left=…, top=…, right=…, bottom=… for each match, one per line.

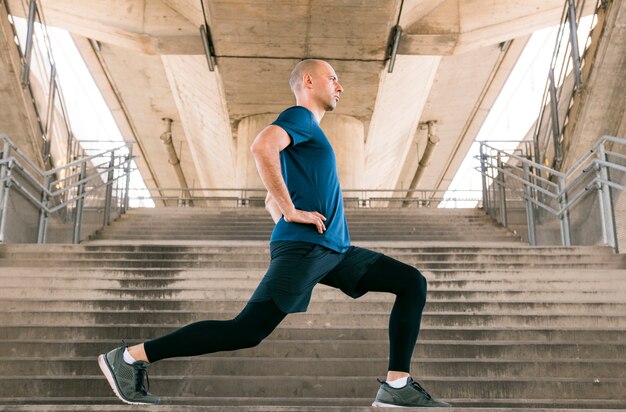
left=249, top=241, right=383, bottom=313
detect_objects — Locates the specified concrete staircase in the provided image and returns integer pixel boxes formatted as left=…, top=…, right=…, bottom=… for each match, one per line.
left=92, top=208, right=520, bottom=242
left=0, top=208, right=625, bottom=411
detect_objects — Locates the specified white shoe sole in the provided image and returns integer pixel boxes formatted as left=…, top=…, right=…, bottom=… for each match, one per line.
left=372, top=401, right=405, bottom=408
left=97, top=354, right=153, bottom=405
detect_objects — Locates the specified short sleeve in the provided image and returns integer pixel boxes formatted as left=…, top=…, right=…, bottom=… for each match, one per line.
left=271, top=107, right=312, bottom=146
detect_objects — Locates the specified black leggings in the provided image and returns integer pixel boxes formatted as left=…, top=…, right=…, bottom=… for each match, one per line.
left=144, top=255, right=427, bottom=372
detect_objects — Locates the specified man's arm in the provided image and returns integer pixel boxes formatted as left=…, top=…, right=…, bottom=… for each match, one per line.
left=265, top=192, right=282, bottom=224
left=250, top=125, right=326, bottom=234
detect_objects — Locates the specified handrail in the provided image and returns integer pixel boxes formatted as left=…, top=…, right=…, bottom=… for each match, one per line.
left=0, top=133, right=134, bottom=243
left=124, top=187, right=484, bottom=209
left=478, top=135, right=625, bottom=251
left=532, top=0, right=607, bottom=169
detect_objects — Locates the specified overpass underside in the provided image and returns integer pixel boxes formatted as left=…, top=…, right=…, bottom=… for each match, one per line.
left=0, top=0, right=604, bottom=201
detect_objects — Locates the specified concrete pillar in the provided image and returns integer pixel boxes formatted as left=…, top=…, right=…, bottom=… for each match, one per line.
left=320, top=114, right=365, bottom=190
left=236, top=113, right=365, bottom=190
left=236, top=114, right=275, bottom=189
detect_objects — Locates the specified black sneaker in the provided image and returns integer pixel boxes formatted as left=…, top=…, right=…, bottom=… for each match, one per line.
left=372, top=377, right=451, bottom=407
left=97, top=342, right=161, bottom=405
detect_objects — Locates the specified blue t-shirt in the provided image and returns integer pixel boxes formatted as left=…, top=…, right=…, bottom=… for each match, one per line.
left=269, top=106, right=350, bottom=253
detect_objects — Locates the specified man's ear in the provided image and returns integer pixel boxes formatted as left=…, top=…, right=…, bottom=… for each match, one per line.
left=303, top=72, right=314, bottom=89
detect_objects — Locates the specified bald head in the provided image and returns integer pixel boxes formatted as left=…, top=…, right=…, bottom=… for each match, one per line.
left=289, top=59, right=325, bottom=94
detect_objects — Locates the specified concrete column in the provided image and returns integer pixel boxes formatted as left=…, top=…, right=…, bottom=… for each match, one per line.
left=320, top=114, right=365, bottom=190
left=236, top=113, right=365, bottom=190
left=236, top=114, right=276, bottom=189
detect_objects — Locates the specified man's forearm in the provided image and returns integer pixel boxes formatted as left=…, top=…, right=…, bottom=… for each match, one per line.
left=252, top=146, right=295, bottom=217
left=265, top=195, right=283, bottom=224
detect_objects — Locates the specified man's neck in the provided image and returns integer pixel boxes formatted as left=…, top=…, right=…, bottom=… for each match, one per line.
left=295, top=100, right=325, bottom=123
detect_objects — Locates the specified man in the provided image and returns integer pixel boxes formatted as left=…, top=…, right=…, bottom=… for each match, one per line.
left=98, top=59, right=450, bottom=408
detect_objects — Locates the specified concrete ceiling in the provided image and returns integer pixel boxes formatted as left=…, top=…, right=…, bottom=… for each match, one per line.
left=5, top=0, right=597, bottom=198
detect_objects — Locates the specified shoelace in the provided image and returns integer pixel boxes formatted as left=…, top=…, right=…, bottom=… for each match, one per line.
left=408, top=379, right=433, bottom=400
left=134, top=363, right=151, bottom=396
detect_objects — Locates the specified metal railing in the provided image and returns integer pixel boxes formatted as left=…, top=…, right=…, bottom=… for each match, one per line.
left=533, top=0, right=609, bottom=169
left=0, top=134, right=133, bottom=243
left=126, top=187, right=483, bottom=210
left=478, top=135, right=625, bottom=252
left=2, top=0, right=96, bottom=168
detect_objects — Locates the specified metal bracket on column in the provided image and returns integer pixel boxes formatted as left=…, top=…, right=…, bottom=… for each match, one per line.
left=387, top=25, right=402, bottom=73
left=403, top=121, right=439, bottom=207
left=160, top=118, right=193, bottom=206
left=200, top=24, right=216, bottom=72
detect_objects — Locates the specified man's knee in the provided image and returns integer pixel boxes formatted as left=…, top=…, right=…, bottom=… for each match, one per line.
left=240, top=334, right=265, bottom=349
left=406, top=267, right=427, bottom=305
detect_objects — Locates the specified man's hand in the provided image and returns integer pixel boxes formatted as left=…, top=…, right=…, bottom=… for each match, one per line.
left=284, top=210, right=327, bottom=234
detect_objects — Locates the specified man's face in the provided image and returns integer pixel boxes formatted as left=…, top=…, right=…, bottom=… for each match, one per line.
left=312, top=63, right=344, bottom=111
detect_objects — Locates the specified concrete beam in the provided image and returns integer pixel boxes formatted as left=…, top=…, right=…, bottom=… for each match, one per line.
left=364, top=55, right=441, bottom=189
left=91, top=45, right=204, bottom=194
left=399, top=0, right=447, bottom=29
left=8, top=0, right=203, bottom=55
left=400, top=0, right=596, bottom=56
left=161, top=55, right=236, bottom=188
left=402, top=38, right=529, bottom=193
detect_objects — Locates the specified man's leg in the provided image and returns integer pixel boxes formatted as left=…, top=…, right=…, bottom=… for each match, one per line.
left=353, top=254, right=450, bottom=407
left=98, top=299, right=286, bottom=405
left=355, top=255, right=427, bottom=375
left=143, top=299, right=286, bottom=362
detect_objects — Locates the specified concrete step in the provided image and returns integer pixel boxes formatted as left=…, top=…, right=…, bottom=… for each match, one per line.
left=2, top=258, right=622, bottom=269
left=95, top=235, right=520, bottom=242
left=4, top=310, right=626, bottom=328
left=2, top=339, right=625, bottom=359
left=2, top=275, right=626, bottom=292
left=3, top=325, right=625, bottom=343
left=2, top=298, right=625, bottom=315
left=3, top=357, right=625, bottom=378
left=3, top=287, right=625, bottom=302
left=4, top=405, right=626, bottom=412
left=1, top=267, right=625, bottom=281
left=3, top=400, right=626, bottom=409
left=1, top=375, right=624, bottom=399
left=1, top=250, right=621, bottom=263
left=5, top=241, right=610, bottom=252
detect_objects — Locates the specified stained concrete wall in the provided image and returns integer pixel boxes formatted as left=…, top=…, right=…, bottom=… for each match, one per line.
left=0, top=4, right=43, bottom=166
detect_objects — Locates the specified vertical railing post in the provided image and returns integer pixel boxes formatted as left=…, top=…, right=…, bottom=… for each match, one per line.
left=43, top=66, right=57, bottom=165
left=497, top=153, right=508, bottom=227
left=37, top=175, right=51, bottom=243
left=595, top=143, right=617, bottom=249
left=123, top=145, right=133, bottom=213
left=103, top=152, right=115, bottom=227
left=0, top=141, right=11, bottom=210
left=548, top=69, right=563, bottom=167
left=489, top=154, right=497, bottom=220
left=523, top=162, right=537, bottom=246
left=557, top=176, right=571, bottom=246
left=480, top=143, right=489, bottom=211
left=20, top=0, right=37, bottom=87
left=73, top=161, right=87, bottom=244
left=0, top=142, right=12, bottom=243
left=566, top=0, right=583, bottom=91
